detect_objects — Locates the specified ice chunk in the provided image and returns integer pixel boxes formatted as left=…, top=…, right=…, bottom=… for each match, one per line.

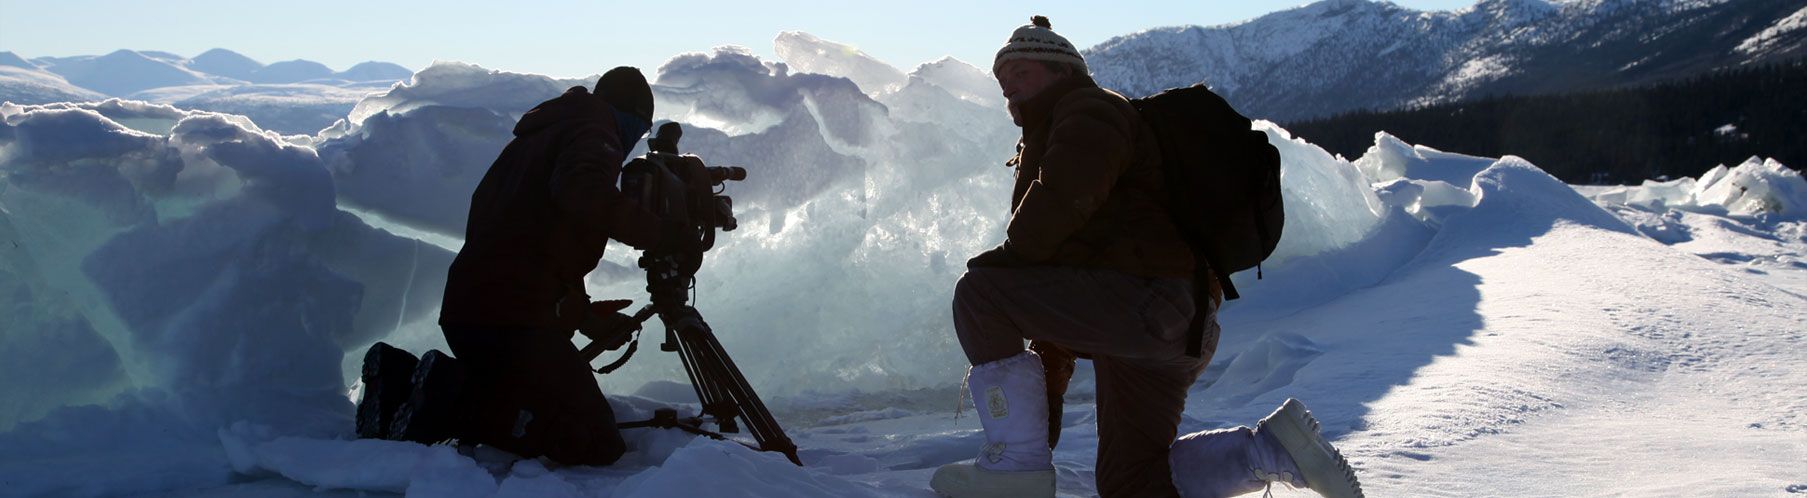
left=1259, top=121, right=1386, bottom=265
left=318, top=105, right=514, bottom=237
left=131, top=83, right=372, bottom=135
left=1624, top=176, right=1696, bottom=211
left=1586, top=157, right=1806, bottom=219
left=0, top=211, right=126, bottom=430
left=1693, top=157, right=1806, bottom=218
left=775, top=31, right=908, bottom=95
left=657, top=45, right=887, bottom=148
left=1354, top=131, right=1498, bottom=186
left=908, top=57, right=1004, bottom=108
left=1374, top=178, right=1479, bottom=225
left=1, top=102, right=456, bottom=446
left=342, top=61, right=581, bottom=129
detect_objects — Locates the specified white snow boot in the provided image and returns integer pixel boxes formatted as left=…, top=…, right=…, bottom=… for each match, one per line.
left=1170, top=399, right=1362, bottom=498
left=930, top=351, right=1056, bottom=498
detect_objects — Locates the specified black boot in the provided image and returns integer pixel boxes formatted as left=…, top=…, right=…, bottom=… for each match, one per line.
left=390, top=349, right=468, bottom=444
left=355, top=342, right=419, bottom=440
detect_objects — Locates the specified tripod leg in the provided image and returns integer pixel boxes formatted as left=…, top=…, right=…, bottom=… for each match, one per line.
left=673, top=318, right=801, bottom=465
left=675, top=334, right=740, bottom=433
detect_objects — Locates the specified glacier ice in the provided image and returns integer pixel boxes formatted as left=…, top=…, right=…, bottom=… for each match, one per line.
left=0, top=100, right=452, bottom=446
left=774, top=31, right=908, bottom=95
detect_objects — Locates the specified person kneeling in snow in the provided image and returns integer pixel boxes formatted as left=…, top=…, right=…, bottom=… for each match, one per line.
left=929, top=17, right=1363, bottom=498
left=427, top=67, right=681, bottom=466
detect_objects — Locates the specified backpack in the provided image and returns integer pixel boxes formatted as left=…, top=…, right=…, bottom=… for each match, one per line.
left=1130, top=85, right=1284, bottom=357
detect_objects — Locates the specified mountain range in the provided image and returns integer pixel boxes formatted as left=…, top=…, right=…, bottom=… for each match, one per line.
left=0, top=49, right=411, bottom=134
left=6, top=0, right=1805, bottom=133
left=13, top=48, right=411, bottom=97
left=1086, top=0, right=1807, bottom=121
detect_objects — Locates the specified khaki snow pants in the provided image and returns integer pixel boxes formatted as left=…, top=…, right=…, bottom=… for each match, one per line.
left=953, top=266, right=1218, bottom=498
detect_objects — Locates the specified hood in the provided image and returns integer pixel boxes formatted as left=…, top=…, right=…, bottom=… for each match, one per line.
left=513, top=85, right=618, bottom=139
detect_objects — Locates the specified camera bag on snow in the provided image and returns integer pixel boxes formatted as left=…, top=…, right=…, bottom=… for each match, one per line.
left=1130, top=85, right=1285, bottom=357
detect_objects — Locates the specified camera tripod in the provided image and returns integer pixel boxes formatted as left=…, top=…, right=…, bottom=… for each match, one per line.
left=577, top=252, right=801, bottom=466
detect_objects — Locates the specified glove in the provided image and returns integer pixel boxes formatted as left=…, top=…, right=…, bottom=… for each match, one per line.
left=966, top=243, right=1028, bottom=269
left=577, top=299, right=639, bottom=351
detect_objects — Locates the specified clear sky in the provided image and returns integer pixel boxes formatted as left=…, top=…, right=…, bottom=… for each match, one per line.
left=1, top=0, right=1476, bottom=79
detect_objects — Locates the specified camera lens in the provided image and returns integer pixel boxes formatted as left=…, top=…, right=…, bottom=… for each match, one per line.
left=708, top=166, right=748, bottom=183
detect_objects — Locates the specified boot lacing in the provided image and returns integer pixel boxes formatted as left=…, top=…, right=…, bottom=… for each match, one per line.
left=1252, top=467, right=1297, bottom=498
left=1329, top=446, right=1365, bottom=497
left=982, top=441, right=1007, bottom=464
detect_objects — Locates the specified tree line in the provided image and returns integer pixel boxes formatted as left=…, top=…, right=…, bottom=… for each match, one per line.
left=1283, top=58, right=1806, bottom=185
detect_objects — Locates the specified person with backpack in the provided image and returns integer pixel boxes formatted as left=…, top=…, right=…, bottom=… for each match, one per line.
left=928, top=16, right=1363, bottom=498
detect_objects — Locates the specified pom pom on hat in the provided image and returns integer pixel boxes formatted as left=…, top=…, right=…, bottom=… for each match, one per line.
left=994, top=15, right=1086, bottom=75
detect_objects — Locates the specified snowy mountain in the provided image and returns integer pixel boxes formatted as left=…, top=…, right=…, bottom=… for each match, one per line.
left=1087, top=0, right=1807, bottom=120
left=250, top=59, right=336, bottom=84
left=337, top=61, right=415, bottom=82
left=187, top=48, right=265, bottom=81
left=0, top=52, right=106, bottom=104
left=2, top=31, right=1804, bottom=498
left=33, top=49, right=223, bottom=97
left=0, top=52, right=37, bottom=70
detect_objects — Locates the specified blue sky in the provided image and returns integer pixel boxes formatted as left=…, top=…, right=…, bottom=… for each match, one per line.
left=1, top=0, right=1476, bottom=78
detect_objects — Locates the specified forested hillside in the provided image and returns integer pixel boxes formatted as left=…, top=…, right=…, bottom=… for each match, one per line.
left=1286, top=58, right=1806, bottom=184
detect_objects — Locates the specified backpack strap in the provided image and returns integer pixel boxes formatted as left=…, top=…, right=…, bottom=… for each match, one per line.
left=1187, top=257, right=1230, bottom=357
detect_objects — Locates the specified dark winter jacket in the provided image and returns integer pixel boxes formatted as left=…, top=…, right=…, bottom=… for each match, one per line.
left=440, top=86, right=659, bottom=329
left=1005, top=74, right=1196, bottom=279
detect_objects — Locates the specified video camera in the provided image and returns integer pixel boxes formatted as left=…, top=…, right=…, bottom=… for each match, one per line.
left=624, top=123, right=744, bottom=244
left=617, top=122, right=744, bottom=304
left=576, top=122, right=801, bottom=465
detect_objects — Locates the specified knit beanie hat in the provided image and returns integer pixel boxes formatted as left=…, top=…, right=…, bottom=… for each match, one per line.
left=595, top=66, right=654, bottom=123
left=993, top=15, right=1087, bottom=75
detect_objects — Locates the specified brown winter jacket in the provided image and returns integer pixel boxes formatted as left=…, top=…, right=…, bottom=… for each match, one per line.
left=440, top=86, right=660, bottom=330
left=1004, top=75, right=1195, bottom=279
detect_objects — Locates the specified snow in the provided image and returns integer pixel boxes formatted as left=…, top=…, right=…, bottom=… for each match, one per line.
left=3, top=49, right=409, bottom=134
left=129, top=83, right=377, bottom=135
left=1084, top=0, right=1797, bottom=121
left=0, top=63, right=108, bottom=105
left=337, top=62, right=415, bottom=83
left=249, top=60, right=336, bottom=85
left=186, top=49, right=265, bottom=82
left=1578, top=157, right=1807, bottom=296
left=1736, top=5, right=1807, bottom=55
left=3, top=30, right=1806, bottom=498
left=34, top=50, right=222, bottom=97
left=1584, top=157, right=1807, bottom=218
